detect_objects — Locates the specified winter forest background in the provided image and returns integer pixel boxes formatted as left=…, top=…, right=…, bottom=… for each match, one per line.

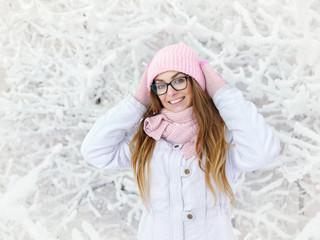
left=0, top=0, right=319, bottom=239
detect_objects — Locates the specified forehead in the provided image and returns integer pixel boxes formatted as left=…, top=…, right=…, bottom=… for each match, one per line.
left=154, top=71, right=184, bottom=82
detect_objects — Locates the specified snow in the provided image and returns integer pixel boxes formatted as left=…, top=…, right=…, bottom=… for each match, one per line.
left=295, top=212, right=320, bottom=240
left=0, top=0, right=319, bottom=239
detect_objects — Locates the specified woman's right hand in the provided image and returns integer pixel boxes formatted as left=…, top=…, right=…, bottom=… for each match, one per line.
left=134, top=66, right=151, bottom=107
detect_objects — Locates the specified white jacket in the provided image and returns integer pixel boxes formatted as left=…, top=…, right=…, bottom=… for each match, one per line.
left=81, top=84, right=280, bottom=240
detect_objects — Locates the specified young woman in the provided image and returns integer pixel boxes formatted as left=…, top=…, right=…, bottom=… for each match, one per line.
left=81, top=43, right=280, bottom=240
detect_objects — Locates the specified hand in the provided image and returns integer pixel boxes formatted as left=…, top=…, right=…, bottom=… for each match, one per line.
left=134, top=66, right=151, bottom=107
left=200, top=60, right=226, bottom=98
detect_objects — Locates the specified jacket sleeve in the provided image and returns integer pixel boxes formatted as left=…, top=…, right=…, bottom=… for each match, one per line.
left=80, top=96, right=147, bottom=170
left=212, top=84, right=281, bottom=180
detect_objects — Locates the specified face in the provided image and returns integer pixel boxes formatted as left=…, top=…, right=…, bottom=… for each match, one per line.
left=154, top=71, right=193, bottom=112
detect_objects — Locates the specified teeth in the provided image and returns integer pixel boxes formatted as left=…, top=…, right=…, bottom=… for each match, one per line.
left=170, top=97, right=184, bottom=104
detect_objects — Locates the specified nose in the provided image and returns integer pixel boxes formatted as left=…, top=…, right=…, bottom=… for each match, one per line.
left=166, top=84, right=177, bottom=96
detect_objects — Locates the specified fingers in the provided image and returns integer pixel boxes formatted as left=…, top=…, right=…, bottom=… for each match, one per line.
left=202, top=62, right=226, bottom=97
left=134, top=66, right=151, bottom=107
left=200, top=60, right=209, bottom=69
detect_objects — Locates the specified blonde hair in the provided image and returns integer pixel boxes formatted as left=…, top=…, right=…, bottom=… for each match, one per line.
left=129, top=78, right=234, bottom=207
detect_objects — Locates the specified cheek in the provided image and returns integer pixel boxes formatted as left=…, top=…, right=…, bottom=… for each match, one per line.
left=158, top=95, right=166, bottom=106
left=185, top=86, right=193, bottom=100
left=187, top=93, right=193, bottom=106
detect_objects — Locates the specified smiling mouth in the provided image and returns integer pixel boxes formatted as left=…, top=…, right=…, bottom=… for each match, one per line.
left=169, top=97, right=184, bottom=104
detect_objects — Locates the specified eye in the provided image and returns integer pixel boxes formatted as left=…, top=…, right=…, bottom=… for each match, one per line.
left=156, top=83, right=166, bottom=89
left=173, top=77, right=185, bottom=84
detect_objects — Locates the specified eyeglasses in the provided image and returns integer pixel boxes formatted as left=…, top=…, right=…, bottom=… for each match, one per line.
left=151, top=76, right=189, bottom=96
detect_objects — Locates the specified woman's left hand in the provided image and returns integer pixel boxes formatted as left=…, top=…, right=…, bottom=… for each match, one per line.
left=200, top=60, right=226, bottom=98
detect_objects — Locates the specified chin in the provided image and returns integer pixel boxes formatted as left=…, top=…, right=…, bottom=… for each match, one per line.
left=164, top=103, right=192, bottom=113
left=170, top=107, right=187, bottom=112
left=161, top=96, right=192, bottom=112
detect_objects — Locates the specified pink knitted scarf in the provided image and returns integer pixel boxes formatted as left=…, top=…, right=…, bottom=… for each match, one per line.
left=143, top=107, right=199, bottom=159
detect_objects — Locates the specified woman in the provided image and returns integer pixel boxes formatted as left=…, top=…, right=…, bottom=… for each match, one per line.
left=81, top=43, right=280, bottom=240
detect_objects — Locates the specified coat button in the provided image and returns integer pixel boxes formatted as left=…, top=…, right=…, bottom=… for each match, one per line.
left=187, top=214, right=193, bottom=219
left=184, top=168, right=190, bottom=175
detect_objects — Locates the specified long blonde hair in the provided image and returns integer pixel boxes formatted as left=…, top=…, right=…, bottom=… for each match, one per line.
left=129, top=78, right=234, bottom=207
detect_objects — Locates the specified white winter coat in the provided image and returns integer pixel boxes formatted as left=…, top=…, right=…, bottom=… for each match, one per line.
left=81, top=84, right=281, bottom=240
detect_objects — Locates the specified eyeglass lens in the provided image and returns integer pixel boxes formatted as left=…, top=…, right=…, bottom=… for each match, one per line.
left=152, top=77, right=188, bottom=95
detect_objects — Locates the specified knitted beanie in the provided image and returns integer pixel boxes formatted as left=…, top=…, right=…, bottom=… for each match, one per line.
left=147, top=43, right=206, bottom=92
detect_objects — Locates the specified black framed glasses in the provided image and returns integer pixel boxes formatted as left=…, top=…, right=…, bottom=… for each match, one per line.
left=151, top=76, right=189, bottom=96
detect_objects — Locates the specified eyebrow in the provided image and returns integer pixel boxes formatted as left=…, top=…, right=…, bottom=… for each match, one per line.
left=154, top=72, right=184, bottom=82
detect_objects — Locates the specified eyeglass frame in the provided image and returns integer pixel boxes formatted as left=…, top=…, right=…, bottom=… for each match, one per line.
left=150, top=75, right=190, bottom=96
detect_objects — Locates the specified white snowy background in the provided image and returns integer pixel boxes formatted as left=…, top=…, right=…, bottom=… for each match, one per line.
left=0, top=0, right=319, bottom=239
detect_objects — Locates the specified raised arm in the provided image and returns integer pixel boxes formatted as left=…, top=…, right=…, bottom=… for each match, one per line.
left=81, top=67, right=150, bottom=170
left=80, top=96, right=146, bottom=169
left=213, top=84, right=280, bottom=172
left=202, top=62, right=280, bottom=174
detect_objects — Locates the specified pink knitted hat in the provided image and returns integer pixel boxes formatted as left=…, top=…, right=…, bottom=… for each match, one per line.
left=147, top=43, right=206, bottom=92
